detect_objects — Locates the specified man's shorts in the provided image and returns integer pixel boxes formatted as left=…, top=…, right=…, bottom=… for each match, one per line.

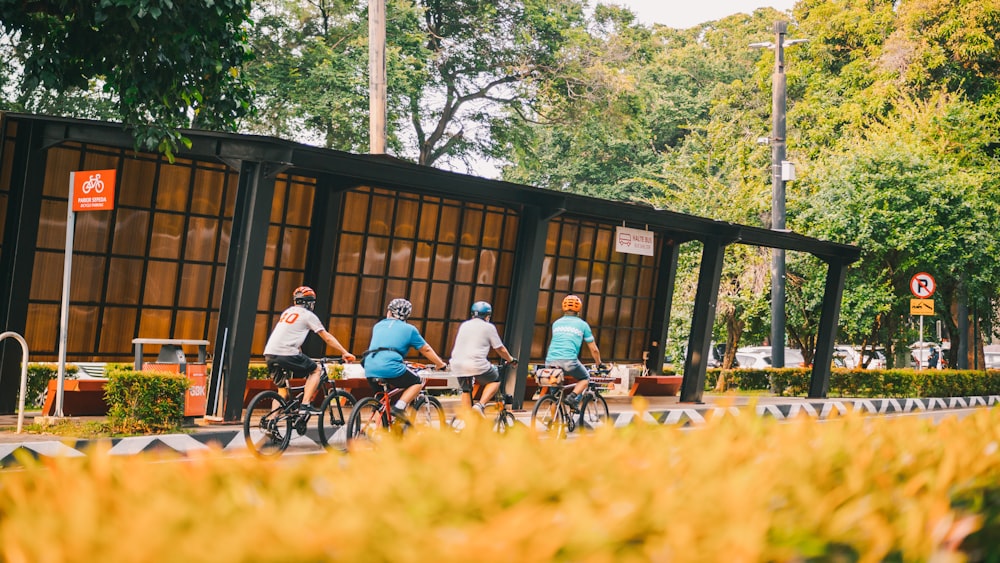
left=546, top=359, right=589, bottom=381
left=367, top=367, right=422, bottom=392
left=457, top=365, right=500, bottom=394
left=264, top=354, right=317, bottom=386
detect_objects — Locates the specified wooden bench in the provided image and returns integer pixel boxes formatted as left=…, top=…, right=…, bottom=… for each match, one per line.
left=629, top=375, right=683, bottom=397
left=41, top=380, right=109, bottom=416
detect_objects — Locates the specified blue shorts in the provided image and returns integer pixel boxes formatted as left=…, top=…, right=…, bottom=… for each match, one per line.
left=546, top=359, right=589, bottom=380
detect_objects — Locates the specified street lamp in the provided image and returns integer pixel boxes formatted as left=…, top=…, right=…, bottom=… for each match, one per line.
left=751, top=21, right=807, bottom=368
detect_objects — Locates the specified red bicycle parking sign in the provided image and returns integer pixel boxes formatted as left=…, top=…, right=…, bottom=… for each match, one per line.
left=909, top=272, right=936, bottom=299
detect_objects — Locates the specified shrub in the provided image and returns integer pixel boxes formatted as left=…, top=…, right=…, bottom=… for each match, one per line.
left=24, top=363, right=79, bottom=408
left=2, top=409, right=1000, bottom=560
left=104, top=369, right=187, bottom=434
left=247, top=363, right=270, bottom=380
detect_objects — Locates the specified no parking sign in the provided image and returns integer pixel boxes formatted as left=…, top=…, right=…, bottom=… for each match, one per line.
left=909, top=272, right=936, bottom=299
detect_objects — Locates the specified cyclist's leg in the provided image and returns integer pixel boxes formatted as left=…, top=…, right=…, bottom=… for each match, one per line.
left=457, top=376, right=475, bottom=409
left=552, top=360, right=589, bottom=401
left=474, top=365, right=501, bottom=406
left=387, top=369, right=423, bottom=411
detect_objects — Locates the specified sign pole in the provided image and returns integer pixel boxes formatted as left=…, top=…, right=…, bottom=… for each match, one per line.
left=918, top=315, right=923, bottom=371
left=56, top=173, right=78, bottom=417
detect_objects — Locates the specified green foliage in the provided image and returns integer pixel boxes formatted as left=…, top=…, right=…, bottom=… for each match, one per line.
left=708, top=367, right=1000, bottom=398
left=104, top=369, right=187, bottom=434
left=246, top=363, right=271, bottom=380
left=0, top=0, right=255, bottom=158
left=23, top=364, right=79, bottom=409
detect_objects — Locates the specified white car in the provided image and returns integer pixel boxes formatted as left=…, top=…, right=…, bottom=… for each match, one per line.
left=735, top=347, right=807, bottom=368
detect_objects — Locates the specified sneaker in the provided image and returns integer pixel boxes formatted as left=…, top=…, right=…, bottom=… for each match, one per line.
left=390, top=406, right=410, bottom=423
left=298, top=404, right=322, bottom=415
left=564, top=394, right=580, bottom=412
left=472, top=402, right=486, bottom=417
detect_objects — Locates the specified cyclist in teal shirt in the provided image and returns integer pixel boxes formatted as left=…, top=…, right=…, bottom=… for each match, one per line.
left=544, top=294, right=603, bottom=410
left=362, top=298, right=447, bottom=420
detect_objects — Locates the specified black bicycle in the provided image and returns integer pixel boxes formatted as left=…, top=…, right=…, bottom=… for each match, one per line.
left=243, top=358, right=357, bottom=457
left=530, top=364, right=612, bottom=438
left=450, top=359, right=518, bottom=433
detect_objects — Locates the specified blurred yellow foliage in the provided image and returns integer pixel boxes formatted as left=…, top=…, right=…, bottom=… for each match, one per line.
left=2, top=406, right=999, bottom=562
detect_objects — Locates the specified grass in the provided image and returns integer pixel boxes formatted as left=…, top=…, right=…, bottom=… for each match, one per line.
left=0, top=414, right=188, bottom=439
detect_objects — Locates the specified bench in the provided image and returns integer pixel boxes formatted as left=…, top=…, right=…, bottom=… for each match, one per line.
left=629, top=375, right=683, bottom=397
left=41, top=380, right=109, bottom=416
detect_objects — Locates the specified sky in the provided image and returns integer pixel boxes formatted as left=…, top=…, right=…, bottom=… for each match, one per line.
left=611, top=0, right=797, bottom=29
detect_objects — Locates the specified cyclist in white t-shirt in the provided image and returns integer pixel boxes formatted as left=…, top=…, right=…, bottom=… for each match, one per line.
left=449, top=301, right=516, bottom=415
left=263, top=286, right=356, bottom=414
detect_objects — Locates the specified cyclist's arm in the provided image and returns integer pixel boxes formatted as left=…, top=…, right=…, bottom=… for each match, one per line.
left=417, top=343, right=447, bottom=370
left=316, top=329, right=357, bottom=362
left=493, top=344, right=516, bottom=363
left=586, top=341, right=602, bottom=366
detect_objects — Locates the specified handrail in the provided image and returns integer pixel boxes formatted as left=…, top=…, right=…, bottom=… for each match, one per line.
left=1, top=332, right=30, bottom=433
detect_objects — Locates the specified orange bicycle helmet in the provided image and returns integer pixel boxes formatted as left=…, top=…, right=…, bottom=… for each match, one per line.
left=561, top=294, right=582, bottom=312
left=293, top=286, right=317, bottom=310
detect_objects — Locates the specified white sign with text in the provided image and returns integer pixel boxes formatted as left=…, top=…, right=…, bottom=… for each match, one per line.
left=615, top=226, right=655, bottom=256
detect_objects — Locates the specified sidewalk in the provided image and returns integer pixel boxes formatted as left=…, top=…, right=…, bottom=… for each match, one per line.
left=2, top=393, right=997, bottom=465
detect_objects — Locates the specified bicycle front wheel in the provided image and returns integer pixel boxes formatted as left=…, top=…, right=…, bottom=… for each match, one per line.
left=578, top=393, right=610, bottom=431
left=530, top=394, right=567, bottom=438
left=411, top=395, right=446, bottom=429
left=345, top=397, right=388, bottom=447
left=244, top=390, right=293, bottom=458
left=318, top=390, right=357, bottom=448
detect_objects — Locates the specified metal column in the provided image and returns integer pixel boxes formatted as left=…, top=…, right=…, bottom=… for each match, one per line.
left=504, top=205, right=560, bottom=409
left=680, top=238, right=727, bottom=403
left=208, top=161, right=277, bottom=422
left=646, top=238, right=681, bottom=375
left=0, top=121, right=46, bottom=413
left=301, top=177, right=351, bottom=358
left=809, top=259, right=849, bottom=398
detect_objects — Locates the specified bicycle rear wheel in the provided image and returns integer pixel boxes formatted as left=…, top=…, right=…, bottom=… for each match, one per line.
left=244, top=390, right=293, bottom=458
left=578, top=393, right=610, bottom=430
left=530, top=394, right=567, bottom=438
left=318, top=390, right=357, bottom=448
left=345, top=397, right=388, bottom=447
left=492, top=409, right=516, bottom=434
left=411, top=395, right=446, bottom=429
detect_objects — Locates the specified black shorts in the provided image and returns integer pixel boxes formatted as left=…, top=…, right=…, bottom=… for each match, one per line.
left=458, top=365, right=500, bottom=393
left=368, top=368, right=422, bottom=392
left=265, top=354, right=317, bottom=386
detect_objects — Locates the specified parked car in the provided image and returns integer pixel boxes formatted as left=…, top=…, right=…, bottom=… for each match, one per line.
left=735, top=351, right=770, bottom=369
left=735, top=346, right=807, bottom=368
left=834, top=345, right=860, bottom=369
left=859, top=349, right=887, bottom=369
left=985, top=353, right=1000, bottom=370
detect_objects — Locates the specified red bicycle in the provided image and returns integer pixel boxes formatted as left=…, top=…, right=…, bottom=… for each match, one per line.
left=344, top=362, right=447, bottom=446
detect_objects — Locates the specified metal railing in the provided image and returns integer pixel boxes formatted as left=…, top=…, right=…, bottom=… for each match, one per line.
left=1, top=332, right=30, bottom=433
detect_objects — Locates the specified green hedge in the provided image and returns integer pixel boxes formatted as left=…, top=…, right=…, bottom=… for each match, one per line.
left=706, top=367, right=1000, bottom=398
left=104, top=369, right=188, bottom=433
left=23, top=363, right=79, bottom=408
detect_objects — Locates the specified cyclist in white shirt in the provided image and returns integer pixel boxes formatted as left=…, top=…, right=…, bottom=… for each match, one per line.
left=263, top=286, right=356, bottom=413
left=449, top=301, right=517, bottom=415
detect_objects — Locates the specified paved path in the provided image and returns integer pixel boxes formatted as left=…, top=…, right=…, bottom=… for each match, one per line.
left=2, top=394, right=998, bottom=466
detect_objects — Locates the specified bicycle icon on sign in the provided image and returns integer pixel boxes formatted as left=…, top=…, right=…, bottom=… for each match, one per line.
left=81, top=174, right=105, bottom=194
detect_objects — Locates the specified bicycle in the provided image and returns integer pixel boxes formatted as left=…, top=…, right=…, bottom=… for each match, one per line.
left=345, top=362, right=447, bottom=446
left=451, top=359, right=518, bottom=433
left=530, top=364, right=612, bottom=438
left=243, top=357, right=357, bottom=458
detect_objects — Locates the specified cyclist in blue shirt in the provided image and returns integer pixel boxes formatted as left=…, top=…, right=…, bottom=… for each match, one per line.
left=362, top=298, right=447, bottom=420
left=544, top=294, right=603, bottom=410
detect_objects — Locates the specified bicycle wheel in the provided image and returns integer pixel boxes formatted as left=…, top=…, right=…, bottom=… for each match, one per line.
left=318, top=390, right=357, bottom=448
left=244, top=391, right=293, bottom=458
left=492, top=409, right=516, bottom=434
left=411, top=395, right=446, bottom=429
left=530, top=394, right=567, bottom=438
left=345, top=397, right=388, bottom=446
left=578, top=393, right=610, bottom=430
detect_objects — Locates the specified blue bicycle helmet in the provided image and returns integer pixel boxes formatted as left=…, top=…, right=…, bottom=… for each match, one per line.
left=470, top=301, right=492, bottom=319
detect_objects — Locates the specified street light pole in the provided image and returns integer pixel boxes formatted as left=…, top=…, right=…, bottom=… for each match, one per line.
left=751, top=21, right=805, bottom=368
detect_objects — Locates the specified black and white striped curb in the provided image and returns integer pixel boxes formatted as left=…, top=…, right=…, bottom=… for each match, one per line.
left=4, top=396, right=997, bottom=465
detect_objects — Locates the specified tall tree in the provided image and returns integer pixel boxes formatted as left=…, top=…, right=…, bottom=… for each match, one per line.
left=0, top=0, right=256, bottom=158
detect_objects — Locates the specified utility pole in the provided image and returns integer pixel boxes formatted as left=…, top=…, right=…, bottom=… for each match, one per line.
left=369, top=0, right=386, bottom=154
left=751, top=21, right=806, bottom=368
